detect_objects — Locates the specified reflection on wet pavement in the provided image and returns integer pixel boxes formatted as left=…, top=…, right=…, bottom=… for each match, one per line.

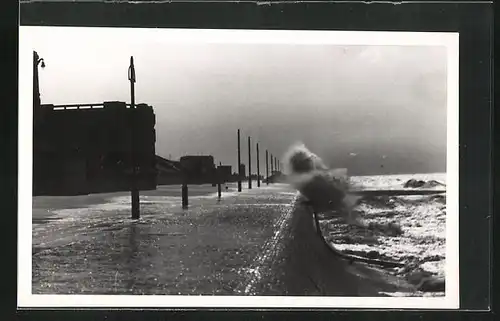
left=33, top=184, right=297, bottom=295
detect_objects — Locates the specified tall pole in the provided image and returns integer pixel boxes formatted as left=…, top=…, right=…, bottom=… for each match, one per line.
left=129, top=56, right=140, bottom=219
left=248, top=136, right=252, bottom=189
left=33, top=51, right=41, bottom=112
left=217, top=167, right=222, bottom=200
left=237, top=129, right=242, bottom=192
left=33, top=51, right=45, bottom=124
left=33, top=51, right=41, bottom=195
left=271, top=154, right=274, bottom=174
left=256, top=143, right=260, bottom=187
left=266, top=150, right=269, bottom=185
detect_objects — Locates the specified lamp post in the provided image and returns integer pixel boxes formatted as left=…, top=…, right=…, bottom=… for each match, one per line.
left=237, top=129, right=242, bottom=192
left=248, top=136, right=252, bottom=189
left=265, top=150, right=269, bottom=185
left=256, top=143, right=260, bottom=187
left=129, top=56, right=140, bottom=219
left=33, top=51, right=45, bottom=117
left=33, top=51, right=45, bottom=196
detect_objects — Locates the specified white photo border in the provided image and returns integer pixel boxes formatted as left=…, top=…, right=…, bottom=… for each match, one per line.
left=18, top=26, right=460, bottom=309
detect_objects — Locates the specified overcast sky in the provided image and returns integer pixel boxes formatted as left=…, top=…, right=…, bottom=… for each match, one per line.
left=28, top=28, right=448, bottom=175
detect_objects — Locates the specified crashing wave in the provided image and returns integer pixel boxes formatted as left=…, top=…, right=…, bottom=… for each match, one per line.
left=281, top=142, right=361, bottom=219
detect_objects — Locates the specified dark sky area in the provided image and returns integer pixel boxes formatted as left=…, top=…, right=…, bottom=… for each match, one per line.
left=29, top=27, right=448, bottom=175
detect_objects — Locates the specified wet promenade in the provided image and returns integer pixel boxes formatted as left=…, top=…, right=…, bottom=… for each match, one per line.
left=33, top=183, right=299, bottom=295
left=32, top=183, right=413, bottom=296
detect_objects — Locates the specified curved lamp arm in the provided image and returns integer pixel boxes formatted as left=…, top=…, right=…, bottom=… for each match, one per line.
left=37, top=58, right=45, bottom=68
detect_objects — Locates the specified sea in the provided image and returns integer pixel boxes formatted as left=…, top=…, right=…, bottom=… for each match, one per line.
left=320, top=172, right=447, bottom=297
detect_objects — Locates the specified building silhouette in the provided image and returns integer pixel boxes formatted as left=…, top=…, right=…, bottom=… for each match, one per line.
left=33, top=101, right=157, bottom=195
left=156, top=155, right=183, bottom=185
left=179, top=155, right=216, bottom=184
left=217, top=165, right=232, bottom=183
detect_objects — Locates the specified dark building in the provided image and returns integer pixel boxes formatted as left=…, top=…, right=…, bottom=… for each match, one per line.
left=33, top=101, right=157, bottom=195
left=217, top=165, right=232, bottom=183
left=156, top=155, right=183, bottom=185
left=179, top=155, right=216, bottom=184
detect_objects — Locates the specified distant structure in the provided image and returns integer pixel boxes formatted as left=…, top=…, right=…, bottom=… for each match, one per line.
left=267, top=171, right=285, bottom=184
left=179, top=155, right=216, bottom=184
left=156, top=155, right=183, bottom=185
left=157, top=155, right=232, bottom=186
left=156, top=156, right=233, bottom=185
left=33, top=101, right=157, bottom=195
left=217, top=165, right=232, bottom=183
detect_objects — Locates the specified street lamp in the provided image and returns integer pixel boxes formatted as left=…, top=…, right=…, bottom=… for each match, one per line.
left=33, top=51, right=45, bottom=107
left=32, top=51, right=45, bottom=196
left=129, top=56, right=140, bottom=220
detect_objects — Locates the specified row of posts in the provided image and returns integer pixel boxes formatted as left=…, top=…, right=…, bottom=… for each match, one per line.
left=236, top=129, right=282, bottom=192
left=181, top=129, right=282, bottom=209
left=123, top=57, right=282, bottom=218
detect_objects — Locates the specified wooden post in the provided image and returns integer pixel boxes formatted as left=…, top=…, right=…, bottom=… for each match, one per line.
left=237, top=129, right=242, bottom=192
left=217, top=161, right=222, bottom=200
left=129, top=56, right=140, bottom=220
left=33, top=51, right=42, bottom=196
left=270, top=154, right=274, bottom=175
left=256, top=143, right=260, bottom=187
left=266, top=150, right=269, bottom=185
left=248, top=136, right=252, bottom=189
left=33, top=51, right=41, bottom=113
left=182, top=183, right=188, bottom=209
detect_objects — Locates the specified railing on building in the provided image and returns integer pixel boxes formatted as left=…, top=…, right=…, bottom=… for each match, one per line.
left=41, top=102, right=153, bottom=111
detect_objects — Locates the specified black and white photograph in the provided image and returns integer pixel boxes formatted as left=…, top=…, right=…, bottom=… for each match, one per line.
left=18, top=27, right=459, bottom=309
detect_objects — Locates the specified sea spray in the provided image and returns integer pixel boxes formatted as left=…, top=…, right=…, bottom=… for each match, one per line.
left=282, top=142, right=361, bottom=219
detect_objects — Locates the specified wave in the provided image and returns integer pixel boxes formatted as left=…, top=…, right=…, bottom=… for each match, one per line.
left=281, top=142, right=446, bottom=293
left=282, top=142, right=361, bottom=218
